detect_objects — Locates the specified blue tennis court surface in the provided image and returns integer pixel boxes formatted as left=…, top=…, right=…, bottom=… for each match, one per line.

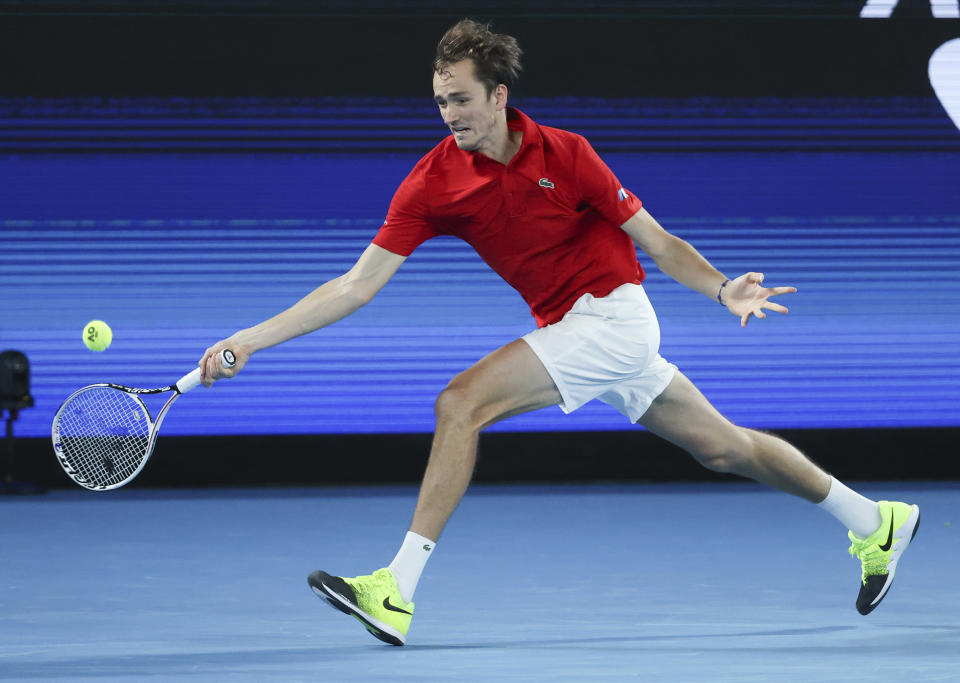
left=2, top=481, right=957, bottom=681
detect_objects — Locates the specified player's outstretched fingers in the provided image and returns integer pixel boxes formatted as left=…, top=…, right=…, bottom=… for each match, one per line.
left=765, top=301, right=789, bottom=314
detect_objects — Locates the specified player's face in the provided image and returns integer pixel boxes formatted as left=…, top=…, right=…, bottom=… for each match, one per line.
left=433, top=59, right=505, bottom=153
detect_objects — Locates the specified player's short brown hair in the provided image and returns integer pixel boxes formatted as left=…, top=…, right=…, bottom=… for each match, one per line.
left=434, top=19, right=522, bottom=97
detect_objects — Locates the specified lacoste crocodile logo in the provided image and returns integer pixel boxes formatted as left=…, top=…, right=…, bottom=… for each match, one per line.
left=538, top=178, right=555, bottom=189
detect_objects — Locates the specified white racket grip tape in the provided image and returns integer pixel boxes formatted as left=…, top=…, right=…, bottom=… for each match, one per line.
left=175, top=349, right=236, bottom=394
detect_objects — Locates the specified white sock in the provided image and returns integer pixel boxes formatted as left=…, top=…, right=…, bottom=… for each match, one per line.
left=816, top=476, right=882, bottom=538
left=387, top=531, right=435, bottom=603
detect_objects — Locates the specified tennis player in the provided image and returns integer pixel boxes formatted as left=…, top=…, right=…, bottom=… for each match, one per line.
left=199, top=20, right=920, bottom=646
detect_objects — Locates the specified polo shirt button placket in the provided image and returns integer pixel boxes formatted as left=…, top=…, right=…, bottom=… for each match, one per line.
left=507, top=188, right=525, bottom=217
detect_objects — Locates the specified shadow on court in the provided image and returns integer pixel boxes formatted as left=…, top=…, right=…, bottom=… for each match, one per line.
left=0, top=627, right=860, bottom=679
left=9, top=623, right=960, bottom=680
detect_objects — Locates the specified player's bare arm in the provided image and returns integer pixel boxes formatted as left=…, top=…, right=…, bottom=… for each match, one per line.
left=620, top=208, right=797, bottom=328
left=199, top=243, right=406, bottom=386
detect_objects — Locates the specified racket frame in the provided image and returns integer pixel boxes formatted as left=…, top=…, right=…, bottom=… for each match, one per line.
left=53, top=379, right=183, bottom=490
left=51, top=350, right=234, bottom=491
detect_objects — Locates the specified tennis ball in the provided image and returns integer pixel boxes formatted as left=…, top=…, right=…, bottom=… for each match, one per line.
left=83, top=320, right=112, bottom=352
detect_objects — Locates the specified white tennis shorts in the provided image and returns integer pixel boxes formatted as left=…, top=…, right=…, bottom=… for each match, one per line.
left=522, top=283, right=677, bottom=423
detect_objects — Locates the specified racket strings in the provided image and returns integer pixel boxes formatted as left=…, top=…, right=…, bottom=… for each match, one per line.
left=54, top=388, right=152, bottom=488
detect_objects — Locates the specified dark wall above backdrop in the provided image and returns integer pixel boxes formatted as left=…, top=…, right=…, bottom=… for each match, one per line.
left=1, top=0, right=957, bottom=96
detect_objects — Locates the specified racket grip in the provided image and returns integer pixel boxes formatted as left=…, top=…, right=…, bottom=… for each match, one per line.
left=177, top=368, right=204, bottom=393
left=176, top=349, right=236, bottom=393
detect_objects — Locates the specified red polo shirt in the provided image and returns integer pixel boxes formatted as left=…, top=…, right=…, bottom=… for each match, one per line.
left=373, top=107, right=645, bottom=327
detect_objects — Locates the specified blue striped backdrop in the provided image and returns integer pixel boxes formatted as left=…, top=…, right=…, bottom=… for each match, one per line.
left=2, top=96, right=959, bottom=436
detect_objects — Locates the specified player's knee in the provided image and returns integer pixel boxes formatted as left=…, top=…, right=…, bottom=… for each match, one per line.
left=434, top=382, right=481, bottom=429
left=689, top=428, right=753, bottom=473
left=691, top=445, right=734, bottom=473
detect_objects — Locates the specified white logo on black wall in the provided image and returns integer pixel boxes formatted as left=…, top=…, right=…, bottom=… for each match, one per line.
left=861, top=0, right=960, bottom=132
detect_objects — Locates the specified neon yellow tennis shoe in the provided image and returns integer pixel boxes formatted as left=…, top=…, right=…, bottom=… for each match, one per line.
left=848, top=500, right=920, bottom=615
left=308, top=567, right=414, bottom=646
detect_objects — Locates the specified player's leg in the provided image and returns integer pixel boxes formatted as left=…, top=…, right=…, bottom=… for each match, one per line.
left=309, top=337, right=561, bottom=645
left=637, top=370, right=831, bottom=501
left=637, top=370, right=919, bottom=614
left=410, top=337, right=561, bottom=540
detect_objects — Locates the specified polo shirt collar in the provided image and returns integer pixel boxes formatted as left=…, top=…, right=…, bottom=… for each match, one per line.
left=467, top=106, right=543, bottom=169
left=506, top=107, right=542, bottom=151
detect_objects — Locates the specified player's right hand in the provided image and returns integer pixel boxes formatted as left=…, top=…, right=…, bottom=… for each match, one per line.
left=198, top=340, right=249, bottom=388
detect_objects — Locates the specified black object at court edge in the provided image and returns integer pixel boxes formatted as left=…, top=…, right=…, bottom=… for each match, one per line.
left=1, top=350, right=43, bottom=495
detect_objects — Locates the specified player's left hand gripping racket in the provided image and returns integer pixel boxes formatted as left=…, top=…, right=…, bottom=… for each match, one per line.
left=51, top=349, right=236, bottom=491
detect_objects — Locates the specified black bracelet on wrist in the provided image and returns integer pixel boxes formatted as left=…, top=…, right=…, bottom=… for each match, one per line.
left=717, top=279, right=730, bottom=306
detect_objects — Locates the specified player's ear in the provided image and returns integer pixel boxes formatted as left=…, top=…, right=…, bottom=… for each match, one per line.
left=494, top=83, right=508, bottom=110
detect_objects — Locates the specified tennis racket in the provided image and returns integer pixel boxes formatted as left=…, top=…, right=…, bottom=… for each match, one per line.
left=51, top=349, right=236, bottom=491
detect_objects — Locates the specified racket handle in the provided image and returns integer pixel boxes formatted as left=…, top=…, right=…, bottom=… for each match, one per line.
left=176, top=349, right=236, bottom=393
